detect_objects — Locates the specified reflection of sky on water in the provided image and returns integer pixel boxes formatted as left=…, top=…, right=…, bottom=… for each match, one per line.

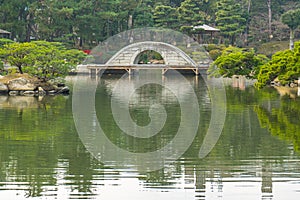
left=2, top=160, right=300, bottom=200
left=102, top=71, right=202, bottom=107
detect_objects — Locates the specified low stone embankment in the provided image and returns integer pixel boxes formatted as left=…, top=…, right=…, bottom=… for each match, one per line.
left=0, top=75, right=69, bottom=96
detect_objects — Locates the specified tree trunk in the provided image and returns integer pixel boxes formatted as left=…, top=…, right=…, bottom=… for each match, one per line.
left=128, top=15, right=133, bottom=29
left=267, top=0, right=272, bottom=39
left=290, top=29, right=294, bottom=50
left=244, top=0, right=251, bottom=46
left=25, top=12, right=32, bottom=42
left=17, top=65, right=23, bottom=74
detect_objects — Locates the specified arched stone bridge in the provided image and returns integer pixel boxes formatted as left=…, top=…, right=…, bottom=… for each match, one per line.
left=83, top=41, right=211, bottom=75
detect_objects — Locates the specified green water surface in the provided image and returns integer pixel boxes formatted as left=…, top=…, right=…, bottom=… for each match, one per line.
left=0, top=74, right=299, bottom=200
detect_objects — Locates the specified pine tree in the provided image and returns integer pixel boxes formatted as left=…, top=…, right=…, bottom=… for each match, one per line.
left=153, top=5, right=178, bottom=29
left=215, top=0, right=247, bottom=45
left=178, top=0, right=203, bottom=26
left=281, top=8, right=300, bottom=49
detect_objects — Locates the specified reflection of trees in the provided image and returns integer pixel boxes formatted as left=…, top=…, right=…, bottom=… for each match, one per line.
left=255, top=97, right=300, bottom=151
left=0, top=96, right=96, bottom=197
left=174, top=85, right=294, bottom=199
left=1, top=77, right=300, bottom=199
left=134, top=82, right=297, bottom=198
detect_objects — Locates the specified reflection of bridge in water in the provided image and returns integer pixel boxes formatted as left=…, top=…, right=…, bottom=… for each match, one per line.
left=101, top=72, right=208, bottom=107
left=78, top=28, right=212, bottom=76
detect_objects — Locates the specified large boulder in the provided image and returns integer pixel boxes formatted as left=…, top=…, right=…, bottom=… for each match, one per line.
left=0, top=82, right=8, bottom=92
left=7, top=77, right=36, bottom=91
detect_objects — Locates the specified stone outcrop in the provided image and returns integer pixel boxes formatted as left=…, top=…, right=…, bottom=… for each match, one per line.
left=0, top=82, right=8, bottom=93
left=7, top=77, right=36, bottom=91
left=0, top=76, right=70, bottom=96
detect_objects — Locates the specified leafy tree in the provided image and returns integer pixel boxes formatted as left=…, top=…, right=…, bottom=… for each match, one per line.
left=0, top=38, right=14, bottom=48
left=0, top=0, right=35, bottom=41
left=28, top=0, right=78, bottom=44
left=26, top=41, right=86, bottom=80
left=0, top=41, right=86, bottom=80
left=153, top=5, right=178, bottom=29
left=215, top=0, right=247, bottom=45
left=133, top=0, right=155, bottom=27
left=211, top=46, right=268, bottom=78
left=177, top=0, right=204, bottom=28
left=281, top=8, right=300, bottom=49
left=205, top=44, right=226, bottom=60
left=255, top=41, right=300, bottom=88
left=0, top=42, right=37, bottom=74
left=0, top=0, right=298, bottom=48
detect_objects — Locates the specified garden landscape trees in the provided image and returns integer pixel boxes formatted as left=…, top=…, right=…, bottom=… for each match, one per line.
left=0, top=0, right=300, bottom=89
left=0, top=0, right=299, bottom=48
left=0, top=40, right=86, bottom=81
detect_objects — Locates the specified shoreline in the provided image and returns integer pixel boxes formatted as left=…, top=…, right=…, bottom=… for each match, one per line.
left=0, top=74, right=70, bottom=96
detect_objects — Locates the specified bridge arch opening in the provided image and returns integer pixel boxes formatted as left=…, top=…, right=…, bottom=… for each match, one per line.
left=134, top=50, right=165, bottom=64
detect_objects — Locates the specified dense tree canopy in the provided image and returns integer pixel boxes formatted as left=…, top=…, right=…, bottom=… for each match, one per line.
left=0, top=0, right=299, bottom=48
left=0, top=41, right=86, bottom=80
left=210, top=46, right=269, bottom=78
left=255, top=41, right=300, bottom=88
left=281, top=8, right=300, bottom=49
left=215, top=0, right=247, bottom=45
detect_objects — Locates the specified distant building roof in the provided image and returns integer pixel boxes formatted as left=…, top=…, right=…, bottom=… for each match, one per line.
left=0, top=29, right=11, bottom=34
left=193, top=24, right=220, bottom=32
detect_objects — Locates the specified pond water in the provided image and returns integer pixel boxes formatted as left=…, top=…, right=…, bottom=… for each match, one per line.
left=0, top=72, right=300, bottom=200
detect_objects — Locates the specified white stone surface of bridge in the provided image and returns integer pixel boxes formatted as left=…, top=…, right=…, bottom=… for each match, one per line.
left=80, top=41, right=211, bottom=75
left=108, top=41, right=196, bottom=66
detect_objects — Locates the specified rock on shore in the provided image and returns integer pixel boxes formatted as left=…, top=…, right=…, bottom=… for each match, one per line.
left=0, top=76, right=70, bottom=96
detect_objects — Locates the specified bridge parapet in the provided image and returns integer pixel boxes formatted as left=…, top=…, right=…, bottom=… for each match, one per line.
left=107, top=41, right=197, bottom=67
left=79, top=28, right=212, bottom=75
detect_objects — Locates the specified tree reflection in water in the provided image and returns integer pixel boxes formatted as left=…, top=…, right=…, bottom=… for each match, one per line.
left=0, top=76, right=299, bottom=199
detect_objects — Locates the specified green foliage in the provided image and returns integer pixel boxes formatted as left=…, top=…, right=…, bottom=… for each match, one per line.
left=0, top=42, right=37, bottom=74
left=133, top=0, right=155, bottom=27
left=255, top=41, right=300, bottom=88
left=0, top=41, right=86, bottom=80
left=179, top=26, right=193, bottom=34
left=255, top=98, right=300, bottom=152
left=209, top=49, right=223, bottom=61
left=211, top=46, right=269, bottom=78
left=0, top=38, right=14, bottom=48
left=177, top=0, right=203, bottom=26
left=215, top=0, right=247, bottom=45
left=136, top=50, right=163, bottom=64
left=153, top=5, right=178, bottom=28
left=205, top=44, right=226, bottom=60
left=0, top=0, right=298, bottom=48
left=281, top=8, right=300, bottom=49
left=0, top=60, right=3, bottom=73
left=281, top=8, right=300, bottom=31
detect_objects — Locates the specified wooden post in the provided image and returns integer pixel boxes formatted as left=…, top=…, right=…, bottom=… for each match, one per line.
left=162, top=69, right=168, bottom=75
left=192, top=68, right=200, bottom=75
left=127, top=68, right=133, bottom=75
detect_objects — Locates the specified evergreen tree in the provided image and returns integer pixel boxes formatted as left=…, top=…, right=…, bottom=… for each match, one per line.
left=215, top=0, right=247, bottom=45
left=153, top=5, right=178, bottom=29
left=178, top=0, right=203, bottom=27
left=281, top=8, right=300, bottom=49
left=133, top=0, right=155, bottom=27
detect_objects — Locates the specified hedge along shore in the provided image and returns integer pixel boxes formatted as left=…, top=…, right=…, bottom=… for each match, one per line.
left=0, top=74, right=70, bottom=96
